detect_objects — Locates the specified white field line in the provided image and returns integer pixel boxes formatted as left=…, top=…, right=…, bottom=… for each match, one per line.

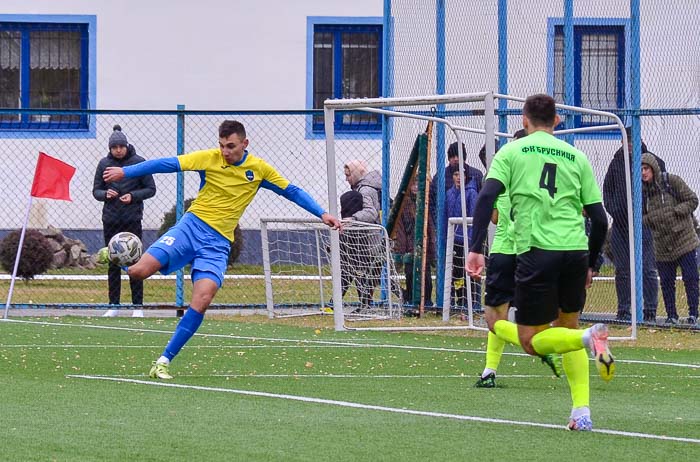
left=67, top=374, right=700, bottom=444
left=72, top=373, right=700, bottom=380
left=3, top=318, right=699, bottom=370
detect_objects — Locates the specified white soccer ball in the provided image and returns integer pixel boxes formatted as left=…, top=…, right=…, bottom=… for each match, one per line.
left=107, top=232, right=143, bottom=266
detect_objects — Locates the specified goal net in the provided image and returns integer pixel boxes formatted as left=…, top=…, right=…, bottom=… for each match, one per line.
left=261, top=218, right=403, bottom=320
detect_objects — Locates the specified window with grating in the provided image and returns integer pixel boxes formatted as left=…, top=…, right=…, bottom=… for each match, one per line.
left=0, top=22, right=89, bottom=130
left=312, top=24, right=382, bottom=133
left=553, top=25, right=625, bottom=128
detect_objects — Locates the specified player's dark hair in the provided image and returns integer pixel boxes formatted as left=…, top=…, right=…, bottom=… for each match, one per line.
left=478, top=139, right=500, bottom=169
left=219, top=120, right=247, bottom=139
left=513, top=128, right=527, bottom=139
left=523, top=94, right=557, bottom=126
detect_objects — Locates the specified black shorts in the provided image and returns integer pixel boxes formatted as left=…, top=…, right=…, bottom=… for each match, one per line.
left=514, top=248, right=588, bottom=326
left=484, top=253, right=516, bottom=307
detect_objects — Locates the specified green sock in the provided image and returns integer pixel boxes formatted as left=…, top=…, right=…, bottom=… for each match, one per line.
left=493, top=319, right=520, bottom=346
left=485, top=331, right=506, bottom=371
left=563, top=348, right=590, bottom=409
left=531, top=327, right=585, bottom=355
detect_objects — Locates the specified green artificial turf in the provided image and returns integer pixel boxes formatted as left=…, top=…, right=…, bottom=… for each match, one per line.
left=0, top=316, right=698, bottom=461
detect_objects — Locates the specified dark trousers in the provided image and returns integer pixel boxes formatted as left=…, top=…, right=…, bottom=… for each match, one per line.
left=610, top=224, right=659, bottom=318
left=103, top=220, right=143, bottom=305
left=657, top=250, right=699, bottom=319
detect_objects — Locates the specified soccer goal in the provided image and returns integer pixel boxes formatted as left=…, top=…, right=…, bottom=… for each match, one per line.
left=261, top=218, right=403, bottom=320
left=442, top=216, right=487, bottom=331
left=323, top=91, right=637, bottom=340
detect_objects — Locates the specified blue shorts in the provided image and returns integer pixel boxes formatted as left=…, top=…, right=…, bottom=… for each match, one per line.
left=146, top=212, right=230, bottom=287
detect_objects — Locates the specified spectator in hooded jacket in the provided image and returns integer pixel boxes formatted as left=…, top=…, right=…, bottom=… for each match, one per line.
left=444, top=168, right=480, bottom=310
left=603, top=128, right=664, bottom=322
left=93, top=125, right=156, bottom=317
left=342, top=160, right=386, bottom=307
left=642, top=153, right=699, bottom=326
left=343, top=159, right=382, bottom=225
left=430, top=142, right=483, bottom=242
left=338, top=190, right=379, bottom=309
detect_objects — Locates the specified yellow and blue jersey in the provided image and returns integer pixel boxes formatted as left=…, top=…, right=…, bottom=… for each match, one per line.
left=123, top=149, right=325, bottom=241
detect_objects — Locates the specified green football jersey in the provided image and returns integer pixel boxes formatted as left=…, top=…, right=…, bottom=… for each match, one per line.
left=490, top=193, right=515, bottom=255
left=486, top=130, right=602, bottom=254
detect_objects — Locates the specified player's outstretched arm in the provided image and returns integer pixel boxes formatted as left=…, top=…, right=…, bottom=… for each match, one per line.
left=104, top=158, right=180, bottom=183
left=103, top=166, right=124, bottom=182
left=321, top=212, right=342, bottom=230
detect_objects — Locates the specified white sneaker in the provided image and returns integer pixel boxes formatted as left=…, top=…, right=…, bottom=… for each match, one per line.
left=102, top=309, right=118, bottom=317
left=132, top=309, right=144, bottom=318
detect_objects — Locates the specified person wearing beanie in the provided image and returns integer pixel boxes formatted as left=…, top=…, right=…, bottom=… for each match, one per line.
left=93, top=125, right=156, bottom=318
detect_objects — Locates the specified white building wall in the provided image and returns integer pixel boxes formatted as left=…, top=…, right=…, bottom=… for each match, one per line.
left=2, top=0, right=383, bottom=110
left=0, top=0, right=383, bottom=232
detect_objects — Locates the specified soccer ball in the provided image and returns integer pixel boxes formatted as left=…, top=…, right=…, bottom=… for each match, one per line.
left=96, top=246, right=110, bottom=264
left=107, top=232, right=143, bottom=266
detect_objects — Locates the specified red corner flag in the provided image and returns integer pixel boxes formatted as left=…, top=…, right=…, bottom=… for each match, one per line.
left=30, top=152, right=76, bottom=201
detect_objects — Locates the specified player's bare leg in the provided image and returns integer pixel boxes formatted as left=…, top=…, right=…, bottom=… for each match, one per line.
left=150, top=278, right=218, bottom=379
left=125, top=253, right=162, bottom=281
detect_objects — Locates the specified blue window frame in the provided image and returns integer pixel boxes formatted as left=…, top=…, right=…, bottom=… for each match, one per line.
left=0, top=20, right=89, bottom=130
left=311, top=22, right=382, bottom=133
left=552, top=24, right=626, bottom=128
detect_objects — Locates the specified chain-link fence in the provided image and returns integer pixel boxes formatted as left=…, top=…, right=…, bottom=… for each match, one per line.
left=385, top=0, right=700, bottom=324
left=0, top=109, right=383, bottom=313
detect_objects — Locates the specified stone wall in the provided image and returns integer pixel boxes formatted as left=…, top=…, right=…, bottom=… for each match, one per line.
left=40, top=226, right=98, bottom=270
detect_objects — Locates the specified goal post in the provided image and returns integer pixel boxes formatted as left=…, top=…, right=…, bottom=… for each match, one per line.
left=442, top=216, right=487, bottom=331
left=323, top=92, right=637, bottom=340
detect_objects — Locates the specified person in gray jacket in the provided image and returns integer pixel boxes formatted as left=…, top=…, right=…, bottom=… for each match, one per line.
left=93, top=125, right=156, bottom=317
left=341, top=160, right=386, bottom=306
left=343, top=159, right=382, bottom=224
left=642, top=153, right=699, bottom=325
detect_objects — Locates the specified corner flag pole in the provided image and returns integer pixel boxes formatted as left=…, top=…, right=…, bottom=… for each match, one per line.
left=3, top=152, right=75, bottom=319
left=3, top=196, right=35, bottom=319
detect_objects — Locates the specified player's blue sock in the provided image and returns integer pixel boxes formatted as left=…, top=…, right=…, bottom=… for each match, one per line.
left=162, top=307, right=204, bottom=361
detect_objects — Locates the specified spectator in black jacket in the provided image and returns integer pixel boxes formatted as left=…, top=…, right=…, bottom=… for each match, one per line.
left=602, top=128, right=664, bottom=322
left=93, top=125, right=156, bottom=317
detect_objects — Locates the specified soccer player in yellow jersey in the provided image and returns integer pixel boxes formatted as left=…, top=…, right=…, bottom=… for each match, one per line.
left=466, top=94, right=612, bottom=431
left=104, top=120, right=341, bottom=380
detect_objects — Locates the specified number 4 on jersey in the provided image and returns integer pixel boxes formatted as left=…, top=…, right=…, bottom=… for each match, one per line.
left=539, top=163, right=558, bottom=198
